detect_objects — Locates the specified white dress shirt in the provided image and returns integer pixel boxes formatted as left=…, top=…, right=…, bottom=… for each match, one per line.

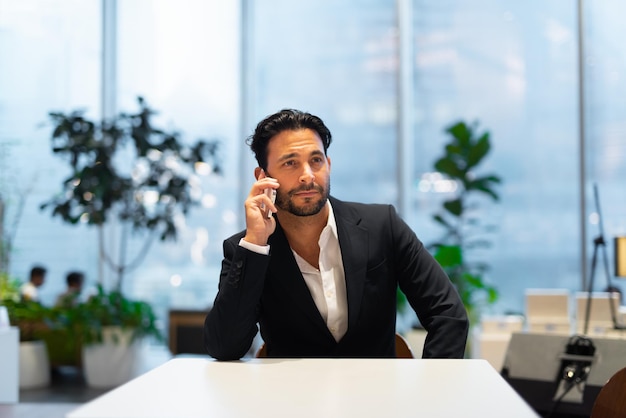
left=239, top=202, right=348, bottom=341
left=292, top=202, right=348, bottom=341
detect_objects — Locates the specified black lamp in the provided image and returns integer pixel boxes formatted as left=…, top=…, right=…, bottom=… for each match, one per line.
left=582, top=185, right=623, bottom=334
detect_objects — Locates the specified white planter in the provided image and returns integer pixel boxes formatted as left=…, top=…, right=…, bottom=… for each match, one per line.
left=82, top=326, right=141, bottom=388
left=19, top=340, right=50, bottom=389
left=0, top=327, right=19, bottom=402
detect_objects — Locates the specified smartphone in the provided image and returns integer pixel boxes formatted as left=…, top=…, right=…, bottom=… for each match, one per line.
left=264, top=188, right=276, bottom=218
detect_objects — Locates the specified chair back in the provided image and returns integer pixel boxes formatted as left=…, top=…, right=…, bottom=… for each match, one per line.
left=255, top=332, right=415, bottom=358
left=394, top=332, right=414, bottom=358
left=256, top=342, right=268, bottom=358
left=591, top=366, right=626, bottom=418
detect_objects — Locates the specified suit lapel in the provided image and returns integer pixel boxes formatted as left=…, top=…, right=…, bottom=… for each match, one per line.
left=267, top=221, right=330, bottom=335
left=267, top=198, right=369, bottom=338
left=330, top=198, right=368, bottom=332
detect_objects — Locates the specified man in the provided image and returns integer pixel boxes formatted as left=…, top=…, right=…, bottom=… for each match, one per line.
left=54, top=271, right=84, bottom=307
left=20, top=265, right=47, bottom=302
left=204, top=109, right=468, bottom=360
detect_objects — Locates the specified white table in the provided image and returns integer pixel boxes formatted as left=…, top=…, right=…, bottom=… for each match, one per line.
left=67, top=357, right=538, bottom=418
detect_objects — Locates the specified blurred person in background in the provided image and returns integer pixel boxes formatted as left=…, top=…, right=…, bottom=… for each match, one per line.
left=54, top=271, right=85, bottom=307
left=20, top=265, right=47, bottom=302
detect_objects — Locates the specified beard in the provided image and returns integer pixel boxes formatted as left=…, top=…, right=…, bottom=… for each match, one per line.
left=276, top=181, right=330, bottom=217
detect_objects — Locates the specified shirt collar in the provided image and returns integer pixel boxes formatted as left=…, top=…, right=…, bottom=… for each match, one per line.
left=326, top=200, right=338, bottom=239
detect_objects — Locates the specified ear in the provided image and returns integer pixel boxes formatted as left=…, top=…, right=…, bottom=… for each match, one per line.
left=254, top=167, right=264, bottom=180
left=327, top=156, right=331, bottom=173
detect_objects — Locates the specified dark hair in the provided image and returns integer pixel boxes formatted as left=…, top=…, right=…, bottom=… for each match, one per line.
left=66, top=271, right=85, bottom=287
left=247, top=109, right=332, bottom=170
left=30, top=265, right=47, bottom=278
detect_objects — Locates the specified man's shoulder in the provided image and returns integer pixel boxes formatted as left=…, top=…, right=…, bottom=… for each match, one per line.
left=330, top=197, right=396, bottom=219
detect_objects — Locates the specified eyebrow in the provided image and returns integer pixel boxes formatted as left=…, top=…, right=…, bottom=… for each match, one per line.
left=277, top=149, right=325, bottom=163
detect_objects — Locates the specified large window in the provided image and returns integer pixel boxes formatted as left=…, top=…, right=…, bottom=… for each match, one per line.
left=115, top=0, right=242, bottom=311
left=249, top=0, right=398, bottom=205
left=0, top=0, right=102, bottom=301
left=584, top=0, right=626, bottom=295
left=1, top=1, right=625, bottom=331
left=0, top=0, right=242, bottom=317
left=411, top=1, right=580, bottom=314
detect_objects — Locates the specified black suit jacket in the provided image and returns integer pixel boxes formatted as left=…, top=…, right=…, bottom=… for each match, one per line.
left=204, top=197, right=469, bottom=360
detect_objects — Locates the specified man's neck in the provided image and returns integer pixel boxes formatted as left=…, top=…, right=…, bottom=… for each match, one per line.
left=277, top=203, right=329, bottom=267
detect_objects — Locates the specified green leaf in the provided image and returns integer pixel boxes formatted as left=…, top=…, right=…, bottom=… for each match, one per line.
left=446, top=121, right=472, bottom=148
left=434, top=245, right=462, bottom=268
left=443, top=198, right=463, bottom=216
left=467, top=134, right=490, bottom=168
left=467, top=175, right=502, bottom=200
left=434, top=158, right=464, bottom=179
left=432, top=214, right=453, bottom=229
left=396, top=288, right=408, bottom=312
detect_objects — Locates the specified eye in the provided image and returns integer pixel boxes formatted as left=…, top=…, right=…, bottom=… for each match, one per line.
left=311, top=156, right=324, bottom=166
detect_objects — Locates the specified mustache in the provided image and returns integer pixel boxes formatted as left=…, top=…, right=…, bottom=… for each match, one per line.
left=289, top=184, right=323, bottom=195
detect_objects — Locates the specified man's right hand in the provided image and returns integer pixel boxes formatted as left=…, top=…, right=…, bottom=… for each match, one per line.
left=243, top=169, right=279, bottom=246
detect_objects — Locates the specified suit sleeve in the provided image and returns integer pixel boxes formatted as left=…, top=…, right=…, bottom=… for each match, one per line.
left=389, top=206, right=469, bottom=358
left=203, top=237, right=268, bottom=360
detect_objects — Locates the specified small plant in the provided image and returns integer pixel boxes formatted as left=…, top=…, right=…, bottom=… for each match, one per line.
left=1, top=273, right=50, bottom=341
left=429, top=120, right=501, bottom=324
left=59, top=284, right=163, bottom=346
left=0, top=272, right=20, bottom=302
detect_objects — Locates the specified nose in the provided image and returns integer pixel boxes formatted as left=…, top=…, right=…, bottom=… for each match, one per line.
left=299, top=164, right=315, bottom=183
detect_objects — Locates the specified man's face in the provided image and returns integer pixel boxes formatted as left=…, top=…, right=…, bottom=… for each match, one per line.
left=265, top=128, right=331, bottom=217
left=32, top=275, right=45, bottom=287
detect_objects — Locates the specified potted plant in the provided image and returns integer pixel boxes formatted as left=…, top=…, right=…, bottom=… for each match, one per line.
left=1, top=174, right=52, bottom=386
left=41, top=96, right=221, bottom=289
left=69, top=284, right=162, bottom=346
left=40, top=97, right=221, bottom=387
left=55, top=284, right=162, bottom=387
left=0, top=273, right=52, bottom=388
left=429, top=120, right=501, bottom=326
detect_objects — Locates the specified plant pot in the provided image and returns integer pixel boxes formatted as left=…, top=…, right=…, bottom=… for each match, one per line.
left=0, top=326, right=19, bottom=402
left=82, top=326, right=140, bottom=388
left=41, top=328, right=82, bottom=368
left=19, top=340, right=50, bottom=389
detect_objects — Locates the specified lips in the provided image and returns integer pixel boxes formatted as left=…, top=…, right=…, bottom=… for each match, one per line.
left=295, top=190, right=318, bottom=197
left=291, top=185, right=322, bottom=198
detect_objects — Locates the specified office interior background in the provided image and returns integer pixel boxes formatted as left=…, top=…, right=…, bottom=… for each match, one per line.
left=1, top=0, right=625, bottom=335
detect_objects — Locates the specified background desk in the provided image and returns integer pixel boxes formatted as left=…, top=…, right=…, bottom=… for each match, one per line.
left=68, top=357, right=537, bottom=418
left=167, top=309, right=209, bottom=355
